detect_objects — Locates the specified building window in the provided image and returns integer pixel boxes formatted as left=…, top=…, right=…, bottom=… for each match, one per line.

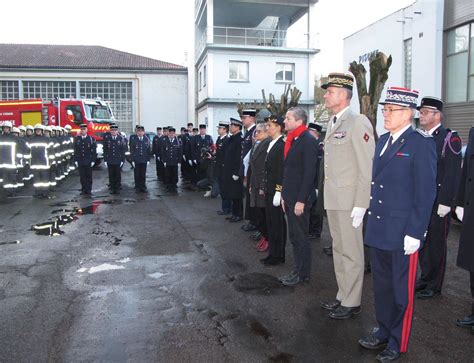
left=0, top=80, right=19, bottom=100
left=275, top=63, right=295, bottom=83
left=404, top=38, right=412, bottom=89
left=79, top=81, right=133, bottom=134
left=23, top=81, right=76, bottom=100
left=446, top=24, right=470, bottom=103
left=229, top=61, right=249, bottom=82
left=203, top=65, right=207, bottom=87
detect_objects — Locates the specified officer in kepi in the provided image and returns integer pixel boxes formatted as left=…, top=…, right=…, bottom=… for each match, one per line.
left=73, top=123, right=97, bottom=196
left=103, top=124, right=128, bottom=194
left=129, top=125, right=151, bottom=193
left=359, top=87, right=437, bottom=362
left=161, top=127, right=183, bottom=193
left=416, top=97, right=462, bottom=300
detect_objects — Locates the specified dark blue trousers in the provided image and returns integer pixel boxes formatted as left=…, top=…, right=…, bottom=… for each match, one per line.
left=370, top=247, right=418, bottom=353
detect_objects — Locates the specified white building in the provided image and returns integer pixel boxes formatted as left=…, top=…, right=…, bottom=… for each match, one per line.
left=194, top=0, right=319, bottom=136
left=343, top=0, right=444, bottom=136
left=0, top=44, right=188, bottom=134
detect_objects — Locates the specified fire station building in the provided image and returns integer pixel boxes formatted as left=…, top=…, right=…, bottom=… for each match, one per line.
left=0, top=44, right=188, bottom=134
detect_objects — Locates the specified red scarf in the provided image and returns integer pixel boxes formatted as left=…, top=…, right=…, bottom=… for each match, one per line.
left=284, top=124, right=307, bottom=159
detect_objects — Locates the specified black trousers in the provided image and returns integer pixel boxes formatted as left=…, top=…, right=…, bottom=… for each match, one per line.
left=309, top=198, right=324, bottom=236
left=265, top=195, right=287, bottom=259
left=470, top=271, right=474, bottom=315
left=232, top=198, right=243, bottom=218
left=78, top=165, right=92, bottom=192
left=285, top=202, right=311, bottom=279
left=134, top=163, right=147, bottom=190
left=156, top=158, right=164, bottom=179
left=164, top=165, right=178, bottom=186
left=255, top=207, right=267, bottom=238
left=244, top=185, right=256, bottom=224
left=107, top=164, right=122, bottom=192
left=218, top=174, right=231, bottom=213
left=419, top=210, right=451, bottom=291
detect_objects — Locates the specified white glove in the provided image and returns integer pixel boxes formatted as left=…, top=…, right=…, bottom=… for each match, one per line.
left=437, top=204, right=451, bottom=218
left=183, top=155, right=186, bottom=161
left=132, top=162, right=135, bottom=167
left=273, top=191, right=281, bottom=207
left=164, top=162, right=167, bottom=167
left=351, top=207, right=366, bottom=228
left=188, top=160, right=193, bottom=166
left=120, top=162, right=124, bottom=168
left=193, top=160, right=197, bottom=165
left=232, top=175, right=239, bottom=181
left=157, top=157, right=160, bottom=161
left=455, top=206, right=464, bottom=222
left=147, top=161, right=149, bottom=165
left=404, top=235, right=420, bottom=255
left=75, top=161, right=78, bottom=167
left=315, top=189, right=319, bottom=197
left=104, top=162, right=108, bottom=167
left=90, top=162, right=95, bottom=167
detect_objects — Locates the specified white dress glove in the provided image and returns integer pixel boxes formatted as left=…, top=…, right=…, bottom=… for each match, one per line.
left=104, top=162, right=108, bottom=167
left=315, top=189, right=319, bottom=197
left=164, top=162, right=167, bottom=167
left=232, top=175, right=239, bottom=181
left=351, top=207, right=366, bottom=228
left=188, top=160, right=193, bottom=166
left=120, top=162, right=123, bottom=168
left=75, top=161, right=78, bottom=167
left=183, top=155, right=186, bottom=161
left=90, top=162, right=94, bottom=167
left=455, top=206, right=464, bottom=222
left=147, top=161, right=149, bottom=165
left=132, top=162, right=135, bottom=167
left=273, top=191, right=281, bottom=207
left=404, top=235, right=420, bottom=255
left=193, top=160, right=197, bottom=165
left=437, top=204, right=451, bottom=218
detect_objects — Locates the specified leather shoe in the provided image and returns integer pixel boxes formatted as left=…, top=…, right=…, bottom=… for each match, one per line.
left=320, top=299, right=341, bottom=311
left=281, top=275, right=309, bottom=287
left=217, top=210, right=231, bottom=215
left=358, top=331, right=388, bottom=350
left=415, top=283, right=427, bottom=293
left=263, top=257, right=285, bottom=266
left=375, top=348, right=400, bottom=362
left=229, top=216, right=243, bottom=223
left=278, top=270, right=298, bottom=282
left=416, top=288, right=440, bottom=300
left=456, top=314, right=474, bottom=327
left=225, top=216, right=234, bottom=220
left=329, top=305, right=361, bottom=319
left=241, top=223, right=257, bottom=232
left=322, top=246, right=333, bottom=256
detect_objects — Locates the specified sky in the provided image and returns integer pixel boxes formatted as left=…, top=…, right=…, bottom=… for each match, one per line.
left=0, top=0, right=414, bottom=72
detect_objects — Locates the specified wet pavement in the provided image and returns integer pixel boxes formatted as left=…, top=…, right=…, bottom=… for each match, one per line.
left=0, top=162, right=472, bottom=362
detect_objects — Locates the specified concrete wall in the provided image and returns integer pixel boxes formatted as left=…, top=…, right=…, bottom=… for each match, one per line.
left=343, top=0, right=444, bottom=135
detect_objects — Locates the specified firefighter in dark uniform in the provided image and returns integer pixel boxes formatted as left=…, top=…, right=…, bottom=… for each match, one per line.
left=161, top=127, right=183, bottom=193
left=129, top=125, right=151, bottom=193
left=180, top=123, right=193, bottom=183
left=73, top=123, right=97, bottom=196
left=0, top=122, right=20, bottom=195
left=103, top=124, right=128, bottom=194
left=191, top=124, right=213, bottom=183
left=19, top=125, right=33, bottom=184
left=416, top=97, right=462, bottom=299
left=359, top=87, right=437, bottom=361
left=12, top=126, right=27, bottom=189
left=64, top=124, right=75, bottom=174
left=152, top=126, right=164, bottom=181
left=454, top=127, right=474, bottom=332
left=28, top=124, right=55, bottom=198
left=223, top=118, right=244, bottom=222
left=241, top=109, right=257, bottom=232
left=215, top=121, right=231, bottom=215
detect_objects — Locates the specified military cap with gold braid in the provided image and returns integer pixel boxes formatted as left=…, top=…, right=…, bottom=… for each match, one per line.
left=321, top=72, right=354, bottom=91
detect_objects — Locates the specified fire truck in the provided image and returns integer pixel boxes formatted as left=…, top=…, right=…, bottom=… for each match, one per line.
left=0, top=98, right=116, bottom=164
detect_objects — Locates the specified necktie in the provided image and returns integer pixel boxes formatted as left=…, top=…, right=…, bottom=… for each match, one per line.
left=333, top=116, right=337, bottom=124
left=202, top=135, right=204, bottom=140
left=387, top=135, right=393, bottom=149
left=113, top=136, right=116, bottom=140
left=139, top=137, right=142, bottom=141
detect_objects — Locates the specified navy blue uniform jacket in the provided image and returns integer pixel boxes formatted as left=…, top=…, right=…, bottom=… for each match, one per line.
left=73, top=135, right=97, bottom=166
left=281, top=130, right=318, bottom=205
left=129, top=135, right=151, bottom=163
left=103, top=135, right=128, bottom=165
left=364, top=128, right=437, bottom=251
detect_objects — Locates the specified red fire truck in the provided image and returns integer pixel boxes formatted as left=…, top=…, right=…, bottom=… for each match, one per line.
left=0, top=98, right=116, bottom=163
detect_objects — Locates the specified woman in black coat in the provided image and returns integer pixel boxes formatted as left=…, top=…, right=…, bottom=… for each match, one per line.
left=455, top=126, right=474, bottom=329
left=261, top=115, right=287, bottom=265
left=222, top=119, right=244, bottom=222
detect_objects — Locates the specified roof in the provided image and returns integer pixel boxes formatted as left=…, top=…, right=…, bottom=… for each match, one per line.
left=0, top=44, right=187, bottom=72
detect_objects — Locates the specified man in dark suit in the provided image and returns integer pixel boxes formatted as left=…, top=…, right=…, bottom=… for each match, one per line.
left=454, top=127, right=474, bottom=332
left=103, top=124, right=128, bottom=194
left=241, top=109, right=257, bottom=232
left=222, top=118, right=244, bottom=222
left=215, top=122, right=231, bottom=215
left=161, top=127, right=183, bottom=193
left=416, top=97, right=462, bottom=299
left=359, top=87, right=437, bottom=362
left=73, top=123, right=97, bottom=196
left=279, top=107, right=318, bottom=286
left=308, top=122, right=324, bottom=239
left=191, top=124, right=213, bottom=183
left=152, top=127, right=164, bottom=181
left=129, top=125, right=152, bottom=193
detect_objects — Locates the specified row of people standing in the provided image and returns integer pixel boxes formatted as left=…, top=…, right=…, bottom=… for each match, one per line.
left=0, top=122, right=75, bottom=199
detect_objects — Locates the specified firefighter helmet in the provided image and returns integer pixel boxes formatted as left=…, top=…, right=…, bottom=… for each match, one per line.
left=12, top=127, right=20, bottom=134
left=2, top=121, right=13, bottom=128
left=26, top=125, right=34, bottom=131
left=44, top=126, right=52, bottom=132
left=34, top=123, right=44, bottom=130
left=18, top=125, right=26, bottom=132
left=64, top=124, right=72, bottom=130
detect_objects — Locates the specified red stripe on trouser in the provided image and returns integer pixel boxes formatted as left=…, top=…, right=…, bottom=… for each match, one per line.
left=400, top=251, right=418, bottom=352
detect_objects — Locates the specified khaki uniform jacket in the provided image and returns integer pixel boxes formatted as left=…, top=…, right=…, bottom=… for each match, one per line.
left=323, top=108, right=375, bottom=210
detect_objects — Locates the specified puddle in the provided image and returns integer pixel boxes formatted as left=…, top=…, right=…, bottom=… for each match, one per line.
left=269, top=352, right=295, bottom=363
left=248, top=320, right=271, bottom=340
left=233, top=273, right=294, bottom=296
left=0, top=240, right=21, bottom=246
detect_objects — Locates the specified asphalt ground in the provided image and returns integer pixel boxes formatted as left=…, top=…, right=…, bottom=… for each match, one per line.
left=0, top=161, right=472, bottom=362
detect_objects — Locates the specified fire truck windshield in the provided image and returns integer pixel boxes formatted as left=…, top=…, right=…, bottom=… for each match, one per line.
left=85, top=104, right=113, bottom=122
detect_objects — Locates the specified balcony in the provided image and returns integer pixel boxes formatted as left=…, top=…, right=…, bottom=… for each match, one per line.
left=196, top=26, right=314, bottom=57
